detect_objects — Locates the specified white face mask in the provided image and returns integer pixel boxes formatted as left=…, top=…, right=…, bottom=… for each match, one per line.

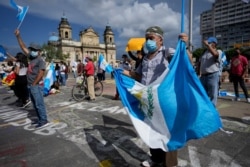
left=30, top=51, right=38, bottom=57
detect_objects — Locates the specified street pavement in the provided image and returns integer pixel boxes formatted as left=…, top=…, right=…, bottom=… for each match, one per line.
left=0, top=73, right=250, bottom=167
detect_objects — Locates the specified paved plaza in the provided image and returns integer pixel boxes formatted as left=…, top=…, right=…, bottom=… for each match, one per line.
left=0, top=73, right=250, bottom=167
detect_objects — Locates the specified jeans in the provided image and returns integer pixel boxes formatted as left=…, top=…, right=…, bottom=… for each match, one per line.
left=60, top=73, right=66, bottom=86
left=28, top=85, right=48, bottom=124
left=231, top=74, right=249, bottom=99
left=200, top=71, right=219, bottom=106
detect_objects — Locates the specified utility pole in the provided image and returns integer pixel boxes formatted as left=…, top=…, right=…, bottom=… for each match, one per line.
left=188, top=0, right=193, bottom=51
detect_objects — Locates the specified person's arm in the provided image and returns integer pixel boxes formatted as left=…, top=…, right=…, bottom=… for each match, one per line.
left=14, top=29, right=29, bottom=55
left=203, top=40, right=219, bottom=58
left=128, top=51, right=138, bottom=61
left=14, top=63, right=20, bottom=75
left=123, top=70, right=141, bottom=81
left=242, top=58, right=249, bottom=78
left=6, top=52, right=17, bottom=61
left=179, top=33, right=193, bottom=65
left=33, top=70, right=45, bottom=85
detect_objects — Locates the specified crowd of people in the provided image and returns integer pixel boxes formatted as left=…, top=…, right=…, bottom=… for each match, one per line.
left=0, top=25, right=249, bottom=167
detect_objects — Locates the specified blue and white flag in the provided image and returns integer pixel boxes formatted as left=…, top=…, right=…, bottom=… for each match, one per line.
left=113, top=41, right=222, bottom=151
left=98, top=54, right=113, bottom=73
left=242, top=0, right=249, bottom=3
left=44, top=63, right=56, bottom=96
left=10, top=0, right=29, bottom=22
left=221, top=52, right=228, bottom=67
left=0, top=45, right=7, bottom=62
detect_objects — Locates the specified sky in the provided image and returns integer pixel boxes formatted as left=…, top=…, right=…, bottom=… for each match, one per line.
left=0, top=0, right=215, bottom=58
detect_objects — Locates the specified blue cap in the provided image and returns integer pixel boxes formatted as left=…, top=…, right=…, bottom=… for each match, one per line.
left=207, top=37, right=217, bottom=44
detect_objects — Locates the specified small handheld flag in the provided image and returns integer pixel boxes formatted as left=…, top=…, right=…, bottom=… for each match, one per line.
left=0, top=45, right=7, bottom=62
left=98, top=54, right=113, bottom=73
left=9, top=0, right=29, bottom=29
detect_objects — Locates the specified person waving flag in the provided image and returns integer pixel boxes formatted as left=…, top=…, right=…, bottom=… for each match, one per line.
left=9, top=0, right=29, bottom=29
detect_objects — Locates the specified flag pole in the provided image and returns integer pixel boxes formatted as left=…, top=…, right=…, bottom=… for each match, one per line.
left=188, top=0, right=193, bottom=51
left=17, top=20, right=23, bottom=30
left=181, top=0, right=185, bottom=33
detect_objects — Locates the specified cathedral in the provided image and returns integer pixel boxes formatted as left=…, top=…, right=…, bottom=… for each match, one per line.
left=48, top=14, right=116, bottom=66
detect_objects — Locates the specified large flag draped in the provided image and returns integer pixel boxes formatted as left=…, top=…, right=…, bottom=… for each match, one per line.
left=113, top=41, right=222, bottom=151
left=98, top=54, right=113, bottom=73
left=10, top=0, right=29, bottom=22
left=0, top=45, right=7, bottom=62
left=43, top=63, right=56, bottom=96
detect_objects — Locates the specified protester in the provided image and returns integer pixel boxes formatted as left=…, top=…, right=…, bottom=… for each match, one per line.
left=59, top=61, right=66, bottom=86
left=128, top=50, right=144, bottom=70
left=55, top=63, right=60, bottom=82
left=77, top=59, right=84, bottom=76
left=72, top=65, right=77, bottom=78
left=122, top=26, right=192, bottom=167
left=113, top=54, right=132, bottom=100
left=97, top=66, right=104, bottom=81
left=3, top=60, right=16, bottom=93
left=102, top=70, right=106, bottom=81
left=0, top=64, right=6, bottom=80
left=84, top=55, right=95, bottom=101
left=198, top=37, right=222, bottom=106
left=7, top=52, right=30, bottom=108
left=14, top=29, right=49, bottom=128
left=230, top=48, right=250, bottom=103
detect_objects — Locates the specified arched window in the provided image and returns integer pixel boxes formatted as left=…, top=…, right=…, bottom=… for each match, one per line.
left=65, top=31, right=68, bottom=38
left=110, top=37, right=112, bottom=43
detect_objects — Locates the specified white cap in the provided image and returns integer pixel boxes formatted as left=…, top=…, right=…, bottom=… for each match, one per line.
left=168, top=47, right=176, bottom=56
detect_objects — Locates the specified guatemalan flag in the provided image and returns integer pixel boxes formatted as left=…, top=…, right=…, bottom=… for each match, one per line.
left=113, top=41, right=222, bottom=151
left=43, top=63, right=56, bottom=96
left=98, top=54, right=113, bottom=73
left=0, top=45, right=7, bottom=62
left=10, top=0, right=29, bottom=22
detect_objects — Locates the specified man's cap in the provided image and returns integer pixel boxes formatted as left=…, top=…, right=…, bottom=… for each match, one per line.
left=168, top=47, right=176, bottom=56
left=28, top=43, right=42, bottom=51
left=145, top=26, right=164, bottom=38
left=122, top=54, right=128, bottom=58
left=86, top=55, right=93, bottom=60
left=207, top=37, right=218, bottom=44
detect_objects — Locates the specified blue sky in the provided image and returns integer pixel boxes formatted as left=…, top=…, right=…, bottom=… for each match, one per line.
left=0, top=0, right=215, bottom=57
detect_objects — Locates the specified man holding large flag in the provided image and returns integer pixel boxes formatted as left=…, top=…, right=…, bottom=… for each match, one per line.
left=122, top=26, right=193, bottom=167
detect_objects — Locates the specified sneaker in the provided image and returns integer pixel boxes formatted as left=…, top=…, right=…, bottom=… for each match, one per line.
left=141, top=159, right=165, bottom=167
left=35, top=122, right=50, bottom=129
left=232, top=98, right=240, bottom=101
left=21, top=100, right=31, bottom=108
left=247, top=98, right=250, bottom=103
left=31, top=120, right=39, bottom=125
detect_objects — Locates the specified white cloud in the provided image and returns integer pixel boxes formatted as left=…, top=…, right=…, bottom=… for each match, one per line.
left=0, top=0, right=213, bottom=53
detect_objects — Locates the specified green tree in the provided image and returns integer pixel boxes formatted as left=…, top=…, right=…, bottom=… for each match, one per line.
left=42, top=44, right=70, bottom=62
left=192, top=48, right=206, bottom=62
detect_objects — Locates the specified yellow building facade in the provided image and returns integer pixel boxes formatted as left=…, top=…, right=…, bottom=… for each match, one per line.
left=49, top=15, right=116, bottom=66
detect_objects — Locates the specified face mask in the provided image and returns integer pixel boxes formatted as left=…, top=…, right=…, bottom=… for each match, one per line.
left=146, top=39, right=157, bottom=53
left=30, top=51, right=38, bottom=57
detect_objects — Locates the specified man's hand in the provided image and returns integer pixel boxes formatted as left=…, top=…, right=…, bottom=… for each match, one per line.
left=203, top=40, right=209, bottom=47
left=14, top=29, right=20, bottom=37
left=179, top=33, right=189, bottom=43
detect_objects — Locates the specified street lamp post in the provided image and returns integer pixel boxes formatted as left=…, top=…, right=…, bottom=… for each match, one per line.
left=188, top=0, right=193, bottom=51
